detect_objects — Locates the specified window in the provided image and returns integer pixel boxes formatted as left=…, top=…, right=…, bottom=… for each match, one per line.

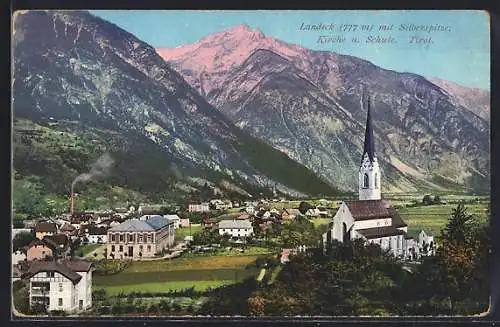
left=128, top=234, right=134, bottom=242
left=58, top=298, right=63, bottom=306
left=147, top=245, right=151, bottom=252
left=139, top=245, right=143, bottom=250
left=59, top=283, right=63, bottom=292
left=374, top=173, right=378, bottom=188
left=119, top=245, right=123, bottom=252
left=111, top=245, right=115, bottom=252
left=138, top=234, right=143, bottom=243
left=147, top=234, right=152, bottom=243
left=119, top=234, right=124, bottom=242
left=111, top=234, right=115, bottom=242
left=363, top=173, right=369, bottom=188
left=47, top=272, right=55, bottom=278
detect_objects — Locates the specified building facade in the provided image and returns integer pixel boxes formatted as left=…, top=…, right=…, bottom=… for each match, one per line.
left=218, top=219, right=253, bottom=238
left=188, top=203, right=210, bottom=213
left=106, top=215, right=175, bottom=260
left=23, top=260, right=93, bottom=313
left=34, top=222, right=57, bottom=240
left=27, top=239, right=55, bottom=261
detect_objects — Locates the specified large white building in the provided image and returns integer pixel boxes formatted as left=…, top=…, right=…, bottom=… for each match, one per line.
left=23, top=260, right=93, bottom=313
left=217, top=219, right=253, bottom=238
left=323, top=98, right=416, bottom=259
left=188, top=203, right=210, bottom=213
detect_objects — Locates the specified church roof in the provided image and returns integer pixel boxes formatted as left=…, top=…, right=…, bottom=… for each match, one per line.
left=357, top=226, right=406, bottom=240
left=362, top=96, right=376, bottom=162
left=345, top=200, right=408, bottom=228
left=345, top=200, right=391, bottom=220
left=388, top=207, right=408, bottom=228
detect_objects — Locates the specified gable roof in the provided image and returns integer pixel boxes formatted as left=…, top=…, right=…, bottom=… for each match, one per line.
left=218, top=219, right=252, bottom=229
left=357, top=226, right=406, bottom=240
left=44, top=234, right=69, bottom=247
left=345, top=200, right=391, bottom=220
left=23, top=261, right=82, bottom=284
left=28, top=239, right=56, bottom=253
left=34, top=222, right=57, bottom=233
left=108, top=215, right=172, bottom=232
left=388, top=208, right=408, bottom=228
left=164, top=214, right=180, bottom=221
left=60, top=223, right=76, bottom=232
left=61, top=259, right=93, bottom=272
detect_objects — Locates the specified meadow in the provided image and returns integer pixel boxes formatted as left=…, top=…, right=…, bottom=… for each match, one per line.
left=397, top=202, right=489, bottom=237
left=93, top=255, right=260, bottom=295
left=174, top=224, right=202, bottom=242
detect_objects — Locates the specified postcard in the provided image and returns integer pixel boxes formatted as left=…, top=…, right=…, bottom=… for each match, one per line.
left=11, top=9, right=491, bottom=318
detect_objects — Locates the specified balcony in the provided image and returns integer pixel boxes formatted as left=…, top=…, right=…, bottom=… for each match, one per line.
left=31, top=288, right=50, bottom=296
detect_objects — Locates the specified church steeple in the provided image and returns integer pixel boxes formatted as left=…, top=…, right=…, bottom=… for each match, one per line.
left=362, top=97, right=376, bottom=162
left=358, top=95, right=381, bottom=201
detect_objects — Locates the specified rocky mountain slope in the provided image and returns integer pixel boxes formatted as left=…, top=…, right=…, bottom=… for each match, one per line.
left=12, top=11, right=340, bottom=202
left=157, top=25, right=490, bottom=193
left=427, top=77, right=490, bottom=121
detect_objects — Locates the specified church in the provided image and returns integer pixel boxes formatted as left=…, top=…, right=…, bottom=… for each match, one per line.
left=322, top=98, right=415, bottom=259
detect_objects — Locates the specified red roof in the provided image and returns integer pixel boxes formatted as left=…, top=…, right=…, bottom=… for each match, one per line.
left=344, top=200, right=392, bottom=221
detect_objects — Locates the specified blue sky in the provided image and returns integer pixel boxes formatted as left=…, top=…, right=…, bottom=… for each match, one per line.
left=91, top=10, right=490, bottom=90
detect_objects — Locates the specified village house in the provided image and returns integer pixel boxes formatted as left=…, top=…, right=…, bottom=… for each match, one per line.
left=23, top=260, right=93, bottom=313
left=27, top=234, right=71, bottom=261
left=202, top=217, right=218, bottom=228
left=322, top=98, right=417, bottom=259
left=27, top=239, right=55, bottom=261
left=217, top=219, right=253, bottom=238
left=188, top=202, right=210, bottom=213
left=34, top=222, right=58, bottom=240
left=180, top=218, right=191, bottom=228
left=86, top=226, right=108, bottom=244
left=281, top=208, right=301, bottom=221
left=12, top=249, right=27, bottom=265
left=59, top=223, right=77, bottom=237
left=12, top=228, right=33, bottom=240
left=106, top=215, right=175, bottom=260
left=164, top=214, right=181, bottom=229
left=244, top=205, right=256, bottom=215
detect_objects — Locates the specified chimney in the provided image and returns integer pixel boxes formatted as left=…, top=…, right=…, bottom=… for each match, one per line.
left=70, top=186, right=75, bottom=216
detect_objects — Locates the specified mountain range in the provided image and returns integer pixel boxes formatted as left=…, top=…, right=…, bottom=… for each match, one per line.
left=157, top=24, right=490, bottom=193
left=12, top=10, right=339, bottom=204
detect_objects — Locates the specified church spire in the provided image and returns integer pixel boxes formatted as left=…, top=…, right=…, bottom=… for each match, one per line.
left=362, top=96, right=376, bottom=162
left=358, top=94, right=381, bottom=201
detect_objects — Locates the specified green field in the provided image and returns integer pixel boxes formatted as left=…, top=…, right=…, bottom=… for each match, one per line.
left=398, top=203, right=489, bottom=237
left=98, top=281, right=234, bottom=295
left=93, top=255, right=261, bottom=295
left=174, top=224, right=202, bottom=242
left=311, top=218, right=332, bottom=227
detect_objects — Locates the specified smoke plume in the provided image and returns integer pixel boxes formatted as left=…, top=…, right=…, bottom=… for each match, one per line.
left=71, top=153, right=115, bottom=190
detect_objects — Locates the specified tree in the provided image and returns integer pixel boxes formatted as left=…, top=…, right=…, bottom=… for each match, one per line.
left=248, top=296, right=265, bottom=316
left=13, top=232, right=34, bottom=251
left=422, top=194, right=433, bottom=205
left=193, top=228, right=222, bottom=245
left=298, top=201, right=313, bottom=215
left=13, top=179, right=45, bottom=216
